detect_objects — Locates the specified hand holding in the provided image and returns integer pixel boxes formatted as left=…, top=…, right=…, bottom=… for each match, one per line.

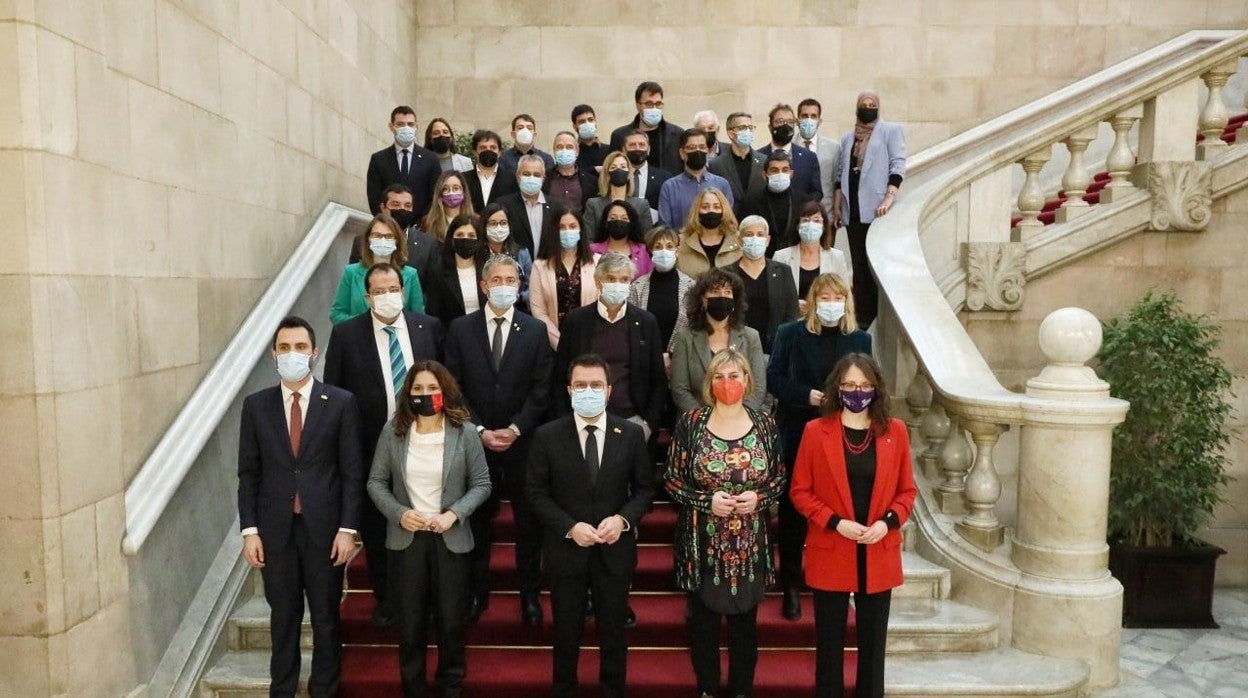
left=859, top=520, right=889, bottom=545
left=330, top=531, right=357, bottom=566
left=734, top=490, right=760, bottom=515
left=809, top=389, right=825, bottom=407
left=428, top=511, right=458, bottom=534
left=570, top=522, right=606, bottom=547
left=711, top=491, right=737, bottom=517
left=596, top=515, right=625, bottom=544
left=400, top=510, right=427, bottom=532
left=835, top=519, right=868, bottom=541
left=242, top=534, right=265, bottom=568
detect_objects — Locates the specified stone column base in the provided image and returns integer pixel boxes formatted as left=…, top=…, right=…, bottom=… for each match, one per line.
left=955, top=521, right=1005, bottom=551
left=934, top=489, right=966, bottom=514
left=1012, top=574, right=1123, bottom=690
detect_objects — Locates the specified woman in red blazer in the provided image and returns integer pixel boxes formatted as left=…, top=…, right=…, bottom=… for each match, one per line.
left=790, top=353, right=917, bottom=698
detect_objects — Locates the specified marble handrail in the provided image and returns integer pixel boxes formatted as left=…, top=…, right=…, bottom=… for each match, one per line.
left=122, top=201, right=371, bottom=556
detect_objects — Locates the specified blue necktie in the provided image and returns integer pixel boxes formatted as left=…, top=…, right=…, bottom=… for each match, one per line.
left=384, top=326, right=406, bottom=396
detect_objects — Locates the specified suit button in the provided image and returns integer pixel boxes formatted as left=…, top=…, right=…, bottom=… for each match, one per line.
left=289, top=495, right=295, bottom=501
left=294, top=469, right=300, bottom=474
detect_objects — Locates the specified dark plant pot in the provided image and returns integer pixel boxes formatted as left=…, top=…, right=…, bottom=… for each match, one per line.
left=1109, top=539, right=1226, bottom=628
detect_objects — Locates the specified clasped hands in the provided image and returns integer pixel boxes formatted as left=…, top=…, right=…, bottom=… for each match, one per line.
left=400, top=509, right=458, bottom=534
left=242, top=530, right=358, bottom=569
left=568, top=515, right=627, bottom=547
left=480, top=427, right=518, bottom=453
left=711, top=490, right=760, bottom=517
left=836, top=519, right=889, bottom=545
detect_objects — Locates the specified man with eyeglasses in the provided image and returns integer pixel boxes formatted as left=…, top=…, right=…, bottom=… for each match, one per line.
left=609, top=80, right=684, bottom=173
left=758, top=103, right=823, bottom=205
left=657, top=129, right=734, bottom=228
left=708, top=112, right=767, bottom=217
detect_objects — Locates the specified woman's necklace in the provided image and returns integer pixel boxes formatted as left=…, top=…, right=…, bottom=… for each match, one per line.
left=844, top=425, right=874, bottom=455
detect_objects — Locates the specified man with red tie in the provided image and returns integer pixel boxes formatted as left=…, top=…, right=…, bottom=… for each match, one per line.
left=238, top=316, right=364, bottom=697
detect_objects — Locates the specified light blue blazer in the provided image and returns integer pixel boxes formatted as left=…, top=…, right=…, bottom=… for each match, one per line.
left=835, top=120, right=906, bottom=225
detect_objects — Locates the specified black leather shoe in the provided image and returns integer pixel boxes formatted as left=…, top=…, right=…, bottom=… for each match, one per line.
left=624, top=605, right=637, bottom=628
left=371, top=603, right=396, bottom=627
left=521, top=595, right=543, bottom=626
left=465, top=594, right=489, bottom=623
left=782, top=586, right=802, bottom=621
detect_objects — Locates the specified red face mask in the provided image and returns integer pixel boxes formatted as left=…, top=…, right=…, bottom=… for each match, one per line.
left=410, top=392, right=444, bottom=416
left=711, top=378, right=745, bottom=405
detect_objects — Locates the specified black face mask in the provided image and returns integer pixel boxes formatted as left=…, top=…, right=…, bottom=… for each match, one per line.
left=626, top=150, right=648, bottom=166
left=685, top=151, right=708, bottom=170
left=410, top=394, right=441, bottom=417
left=477, top=150, right=499, bottom=167
left=452, top=238, right=479, bottom=259
left=771, top=124, right=794, bottom=145
left=705, top=296, right=734, bottom=322
left=389, top=209, right=415, bottom=229
left=431, top=136, right=453, bottom=153
left=705, top=132, right=717, bottom=149
left=699, top=211, right=724, bottom=229
left=857, top=107, right=879, bottom=124
left=604, top=220, right=630, bottom=240
left=608, top=169, right=630, bottom=187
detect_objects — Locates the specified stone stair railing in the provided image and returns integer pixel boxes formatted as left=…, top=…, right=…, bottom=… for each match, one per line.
left=864, top=29, right=1248, bottom=691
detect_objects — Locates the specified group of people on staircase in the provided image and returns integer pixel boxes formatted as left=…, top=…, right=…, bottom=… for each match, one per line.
left=237, top=80, right=914, bottom=698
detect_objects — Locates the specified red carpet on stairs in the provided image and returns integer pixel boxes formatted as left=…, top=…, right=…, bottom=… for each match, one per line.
left=340, top=500, right=856, bottom=696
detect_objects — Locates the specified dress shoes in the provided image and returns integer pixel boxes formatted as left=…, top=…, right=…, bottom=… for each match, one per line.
left=465, top=594, right=489, bottom=623
left=624, top=605, right=637, bottom=628
left=521, top=595, right=544, bottom=626
left=782, top=585, right=802, bottom=621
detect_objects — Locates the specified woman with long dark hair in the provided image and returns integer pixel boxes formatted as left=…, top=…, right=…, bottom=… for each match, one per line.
left=424, top=212, right=487, bottom=328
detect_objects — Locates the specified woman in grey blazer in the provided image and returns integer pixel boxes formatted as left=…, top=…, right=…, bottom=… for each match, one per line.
left=669, top=268, right=767, bottom=414
left=368, top=360, right=491, bottom=698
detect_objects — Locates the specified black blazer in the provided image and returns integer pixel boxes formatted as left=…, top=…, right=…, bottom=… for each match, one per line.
left=554, top=303, right=667, bottom=429
left=347, top=227, right=439, bottom=295
left=639, top=165, right=674, bottom=212
left=723, top=258, right=800, bottom=352
left=444, top=309, right=553, bottom=435
left=708, top=148, right=766, bottom=213
left=464, top=166, right=519, bottom=212
left=525, top=414, right=654, bottom=576
left=366, top=145, right=442, bottom=220
left=758, top=143, right=824, bottom=204
left=609, top=118, right=685, bottom=173
left=543, top=168, right=601, bottom=212
left=742, top=188, right=815, bottom=254
left=237, top=381, right=363, bottom=550
left=425, top=257, right=488, bottom=330
left=322, top=311, right=443, bottom=462
left=496, top=192, right=553, bottom=255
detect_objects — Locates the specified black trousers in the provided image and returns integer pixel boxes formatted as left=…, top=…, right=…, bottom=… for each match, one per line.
left=390, top=532, right=470, bottom=697
left=359, top=494, right=391, bottom=610
left=687, top=592, right=759, bottom=696
left=812, top=588, right=892, bottom=698
left=469, top=442, right=541, bottom=599
left=777, top=454, right=805, bottom=588
left=260, top=515, right=344, bottom=698
left=549, top=550, right=633, bottom=698
left=846, top=222, right=878, bottom=329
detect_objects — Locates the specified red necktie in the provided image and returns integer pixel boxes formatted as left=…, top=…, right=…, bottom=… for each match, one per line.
left=291, top=393, right=303, bottom=514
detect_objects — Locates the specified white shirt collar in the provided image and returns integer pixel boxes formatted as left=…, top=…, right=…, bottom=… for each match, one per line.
left=371, top=309, right=408, bottom=333
left=485, top=303, right=515, bottom=325
left=596, top=300, right=626, bottom=323
left=574, top=411, right=606, bottom=432
left=281, top=377, right=314, bottom=405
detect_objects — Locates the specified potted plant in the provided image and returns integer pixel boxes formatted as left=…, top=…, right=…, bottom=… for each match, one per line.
left=1097, top=289, right=1234, bottom=628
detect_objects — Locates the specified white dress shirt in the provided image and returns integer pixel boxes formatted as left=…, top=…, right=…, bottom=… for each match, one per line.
left=596, top=300, right=626, bottom=323
left=485, top=303, right=516, bottom=350
left=394, top=143, right=412, bottom=172
left=570, top=412, right=631, bottom=532
left=635, top=163, right=650, bottom=199
left=477, top=166, right=497, bottom=202
left=404, top=430, right=445, bottom=516
left=373, top=312, right=414, bottom=419
left=524, top=191, right=547, bottom=241
left=457, top=266, right=481, bottom=313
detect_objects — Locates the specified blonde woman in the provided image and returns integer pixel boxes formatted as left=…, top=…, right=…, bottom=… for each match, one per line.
left=676, top=187, right=742, bottom=277
left=583, top=150, right=654, bottom=239
left=420, top=170, right=475, bottom=242
left=330, top=212, right=425, bottom=324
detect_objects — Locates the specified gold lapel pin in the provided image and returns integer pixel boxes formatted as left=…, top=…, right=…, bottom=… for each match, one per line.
left=612, top=427, right=622, bottom=434
left=320, top=394, right=329, bottom=401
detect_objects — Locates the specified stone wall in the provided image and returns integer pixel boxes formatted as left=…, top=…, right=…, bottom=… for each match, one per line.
left=412, top=0, right=1248, bottom=154
left=965, top=184, right=1248, bottom=586
left=0, top=1, right=418, bottom=695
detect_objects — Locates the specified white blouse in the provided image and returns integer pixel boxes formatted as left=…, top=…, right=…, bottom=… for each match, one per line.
left=405, top=430, right=445, bottom=516
left=458, top=266, right=480, bottom=313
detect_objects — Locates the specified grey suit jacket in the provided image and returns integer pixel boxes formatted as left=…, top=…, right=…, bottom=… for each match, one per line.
left=668, top=325, right=768, bottom=414
left=798, top=134, right=840, bottom=216
left=707, top=147, right=766, bottom=209
left=628, top=269, right=696, bottom=353
left=367, top=419, right=492, bottom=554
left=835, top=120, right=906, bottom=224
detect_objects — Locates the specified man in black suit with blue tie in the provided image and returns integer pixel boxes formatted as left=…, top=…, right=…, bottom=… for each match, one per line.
left=238, top=316, right=363, bottom=698
left=365, top=106, right=442, bottom=221
left=758, top=103, right=824, bottom=205
left=444, top=253, right=554, bottom=625
left=322, top=263, right=443, bottom=626
left=527, top=353, right=653, bottom=698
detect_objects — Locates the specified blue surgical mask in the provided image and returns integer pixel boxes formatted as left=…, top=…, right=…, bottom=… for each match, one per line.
left=798, top=118, right=819, bottom=140
left=651, top=249, right=677, bottom=272
left=600, top=282, right=630, bottom=307
left=736, top=129, right=754, bottom=148
left=577, top=122, right=598, bottom=140
left=767, top=173, right=791, bottom=193
left=641, top=108, right=663, bottom=127
left=741, top=237, right=767, bottom=260
left=369, top=238, right=397, bottom=257
left=570, top=387, right=607, bottom=419
left=276, top=352, right=312, bottom=382
left=559, top=229, right=581, bottom=249
left=798, top=222, right=823, bottom=243
left=394, top=125, right=416, bottom=148
left=488, top=284, right=518, bottom=311
left=519, top=175, right=543, bottom=196
left=817, top=300, right=845, bottom=326
left=554, top=149, right=577, bottom=168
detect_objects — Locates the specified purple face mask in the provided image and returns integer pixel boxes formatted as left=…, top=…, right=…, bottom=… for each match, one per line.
left=839, top=388, right=874, bottom=413
left=442, top=192, right=465, bottom=208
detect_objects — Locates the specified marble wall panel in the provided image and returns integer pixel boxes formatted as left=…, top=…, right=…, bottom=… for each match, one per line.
left=156, top=1, right=222, bottom=114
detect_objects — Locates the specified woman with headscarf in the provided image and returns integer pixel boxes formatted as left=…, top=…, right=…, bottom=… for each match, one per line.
left=831, top=91, right=906, bottom=330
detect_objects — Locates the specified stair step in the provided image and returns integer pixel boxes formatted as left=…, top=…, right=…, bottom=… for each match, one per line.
left=202, top=644, right=1084, bottom=698
left=495, top=500, right=681, bottom=544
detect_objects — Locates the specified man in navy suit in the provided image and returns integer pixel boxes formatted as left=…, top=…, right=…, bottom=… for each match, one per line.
left=527, top=353, right=653, bottom=698
left=758, top=103, right=823, bottom=205
left=444, top=253, right=554, bottom=625
left=238, top=315, right=363, bottom=698
left=322, top=262, right=443, bottom=626
left=365, top=106, right=442, bottom=221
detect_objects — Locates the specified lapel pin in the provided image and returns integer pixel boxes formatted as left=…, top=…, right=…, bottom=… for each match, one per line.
left=612, top=427, right=622, bottom=434
left=320, top=394, right=329, bottom=401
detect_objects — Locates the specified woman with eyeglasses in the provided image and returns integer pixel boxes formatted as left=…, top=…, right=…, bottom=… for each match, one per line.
left=789, top=352, right=916, bottom=698
left=330, top=212, right=425, bottom=324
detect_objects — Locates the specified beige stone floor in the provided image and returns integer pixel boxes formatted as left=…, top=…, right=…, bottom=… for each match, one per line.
left=1090, top=588, right=1248, bottom=698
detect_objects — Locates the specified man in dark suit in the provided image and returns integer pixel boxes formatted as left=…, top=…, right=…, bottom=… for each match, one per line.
left=348, top=184, right=439, bottom=293
left=495, top=154, right=553, bottom=255
left=238, top=316, right=363, bottom=698
left=366, top=106, right=442, bottom=221
left=758, top=103, right=823, bottom=205
left=608, top=80, right=684, bottom=173
left=621, top=129, right=673, bottom=226
left=708, top=111, right=767, bottom=219
left=553, top=253, right=667, bottom=440
left=526, top=353, right=653, bottom=698
left=444, top=253, right=554, bottom=625
left=463, top=130, right=518, bottom=211
left=743, top=150, right=815, bottom=255
left=322, top=263, right=443, bottom=625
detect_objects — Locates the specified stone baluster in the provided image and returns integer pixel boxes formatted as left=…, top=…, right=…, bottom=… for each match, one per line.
left=1011, top=307, right=1129, bottom=689
left=1196, top=60, right=1238, bottom=160
left=955, top=420, right=1006, bottom=551
left=1099, top=106, right=1142, bottom=204
left=1055, top=125, right=1100, bottom=223
left=919, top=402, right=950, bottom=481
left=935, top=414, right=972, bottom=514
left=904, top=368, right=932, bottom=451
left=1012, top=147, right=1051, bottom=240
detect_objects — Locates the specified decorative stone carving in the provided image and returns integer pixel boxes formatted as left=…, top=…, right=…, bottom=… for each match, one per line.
left=964, top=242, right=1026, bottom=312
left=1144, top=161, right=1212, bottom=232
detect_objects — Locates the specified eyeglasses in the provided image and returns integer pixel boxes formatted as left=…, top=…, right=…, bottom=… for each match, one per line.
left=571, top=382, right=607, bottom=391
left=638, top=100, right=664, bottom=109
left=839, top=382, right=875, bottom=391
left=729, top=125, right=755, bottom=132
left=772, top=118, right=796, bottom=127
left=369, top=233, right=398, bottom=240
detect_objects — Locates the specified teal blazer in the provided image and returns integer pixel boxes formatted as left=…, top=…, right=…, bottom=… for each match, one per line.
left=330, top=262, right=425, bottom=324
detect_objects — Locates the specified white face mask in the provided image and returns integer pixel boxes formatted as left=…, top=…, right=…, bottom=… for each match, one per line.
left=514, top=127, right=534, bottom=146
left=275, top=351, right=312, bottom=382
left=394, top=125, right=416, bottom=148
left=486, top=225, right=510, bottom=244
left=371, top=291, right=404, bottom=319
